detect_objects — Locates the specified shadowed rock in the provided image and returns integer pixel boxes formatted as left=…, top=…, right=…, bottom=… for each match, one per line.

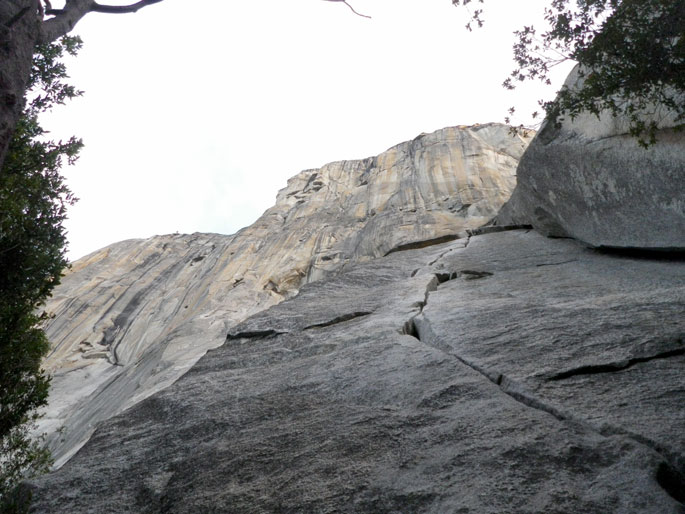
left=26, top=230, right=685, bottom=513
left=497, top=65, right=685, bottom=251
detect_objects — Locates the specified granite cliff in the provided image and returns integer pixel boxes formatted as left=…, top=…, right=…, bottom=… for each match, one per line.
left=21, top=114, right=685, bottom=512
left=27, top=229, right=685, bottom=513
left=37, top=123, right=531, bottom=467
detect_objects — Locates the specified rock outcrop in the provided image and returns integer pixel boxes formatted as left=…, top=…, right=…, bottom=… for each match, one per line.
left=497, top=65, right=685, bottom=251
left=26, top=229, right=685, bottom=513
left=39, top=123, right=531, bottom=467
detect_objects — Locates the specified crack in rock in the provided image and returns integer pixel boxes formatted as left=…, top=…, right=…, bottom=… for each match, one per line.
left=303, top=311, right=373, bottom=330
left=401, top=281, right=685, bottom=502
left=400, top=276, right=439, bottom=337
left=549, top=347, right=685, bottom=381
left=401, top=318, right=420, bottom=339
left=434, top=270, right=493, bottom=283
left=596, top=422, right=685, bottom=488
left=434, top=272, right=459, bottom=284
left=535, top=259, right=578, bottom=267
left=384, top=234, right=464, bottom=257
left=465, top=224, right=533, bottom=237
left=225, top=329, right=287, bottom=341
left=427, top=234, right=472, bottom=267
left=657, top=463, right=685, bottom=505
left=459, top=270, right=494, bottom=280
left=407, top=314, right=573, bottom=427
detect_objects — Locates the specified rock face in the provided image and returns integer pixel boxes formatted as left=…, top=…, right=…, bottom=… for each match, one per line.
left=39, top=123, right=531, bottom=467
left=497, top=65, right=685, bottom=250
left=27, top=229, right=685, bottom=513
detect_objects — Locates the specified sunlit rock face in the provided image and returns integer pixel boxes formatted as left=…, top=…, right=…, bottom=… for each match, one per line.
left=497, top=65, right=685, bottom=250
left=39, top=123, right=531, bottom=467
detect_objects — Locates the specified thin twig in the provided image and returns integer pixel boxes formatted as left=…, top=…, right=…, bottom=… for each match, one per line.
left=323, top=0, right=371, bottom=19
left=342, top=1, right=371, bottom=18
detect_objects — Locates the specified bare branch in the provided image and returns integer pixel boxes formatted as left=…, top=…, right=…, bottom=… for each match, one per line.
left=90, top=0, right=164, bottom=14
left=322, top=0, right=371, bottom=19
left=41, top=0, right=165, bottom=42
left=40, top=0, right=91, bottom=43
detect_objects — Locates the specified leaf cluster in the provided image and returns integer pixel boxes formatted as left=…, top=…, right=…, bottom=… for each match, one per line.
left=0, top=36, right=82, bottom=509
left=451, top=0, right=485, bottom=31
left=453, top=0, right=685, bottom=145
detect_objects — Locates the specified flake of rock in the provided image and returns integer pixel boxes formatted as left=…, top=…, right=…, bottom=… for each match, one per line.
left=497, top=65, right=685, bottom=251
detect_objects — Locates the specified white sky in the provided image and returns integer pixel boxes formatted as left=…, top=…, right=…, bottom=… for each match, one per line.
left=43, top=0, right=574, bottom=260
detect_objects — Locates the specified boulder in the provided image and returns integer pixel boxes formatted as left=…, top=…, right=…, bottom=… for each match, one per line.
left=497, top=65, right=685, bottom=251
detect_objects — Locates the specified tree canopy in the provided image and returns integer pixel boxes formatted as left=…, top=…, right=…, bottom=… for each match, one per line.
left=452, top=0, right=685, bottom=144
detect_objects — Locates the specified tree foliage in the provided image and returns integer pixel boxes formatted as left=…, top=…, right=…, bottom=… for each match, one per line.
left=0, top=35, right=82, bottom=509
left=452, top=0, right=685, bottom=145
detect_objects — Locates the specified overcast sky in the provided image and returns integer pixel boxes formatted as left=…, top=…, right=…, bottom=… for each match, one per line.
left=43, top=0, right=574, bottom=260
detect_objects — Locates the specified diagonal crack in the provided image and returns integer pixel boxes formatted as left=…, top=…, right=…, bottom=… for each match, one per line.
left=401, top=279, right=685, bottom=501
left=428, top=235, right=471, bottom=267
left=400, top=276, right=438, bottom=337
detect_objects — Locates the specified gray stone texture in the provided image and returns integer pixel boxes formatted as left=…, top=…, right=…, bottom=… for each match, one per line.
left=27, top=230, right=685, bottom=513
left=38, top=124, right=531, bottom=467
left=497, top=66, right=685, bottom=250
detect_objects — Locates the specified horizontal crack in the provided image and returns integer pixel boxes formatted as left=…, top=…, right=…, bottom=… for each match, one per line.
left=303, top=311, right=373, bottom=330
left=466, top=224, right=533, bottom=236
left=226, top=329, right=287, bottom=341
left=549, top=348, right=685, bottom=381
left=460, top=270, right=493, bottom=280
left=429, top=270, right=494, bottom=284
left=535, top=259, right=578, bottom=267
left=385, top=234, right=464, bottom=257
left=434, top=272, right=458, bottom=283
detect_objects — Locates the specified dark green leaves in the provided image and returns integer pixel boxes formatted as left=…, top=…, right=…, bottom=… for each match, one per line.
left=0, top=35, right=82, bottom=508
left=453, top=0, right=685, bottom=146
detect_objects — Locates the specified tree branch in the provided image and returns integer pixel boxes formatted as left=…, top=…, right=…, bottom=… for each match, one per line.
left=90, top=0, right=164, bottom=14
left=40, top=0, right=165, bottom=43
left=322, top=0, right=371, bottom=19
